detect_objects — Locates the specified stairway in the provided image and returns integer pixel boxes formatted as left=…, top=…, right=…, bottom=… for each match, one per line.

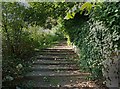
left=23, top=41, right=90, bottom=88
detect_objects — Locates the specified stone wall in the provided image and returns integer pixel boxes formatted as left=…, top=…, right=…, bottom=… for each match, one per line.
left=102, top=51, right=119, bottom=88
left=71, top=43, right=120, bottom=88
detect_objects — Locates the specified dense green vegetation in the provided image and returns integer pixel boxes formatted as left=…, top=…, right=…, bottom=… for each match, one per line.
left=61, top=2, right=120, bottom=79
left=2, top=2, right=64, bottom=86
left=1, top=1, right=119, bottom=87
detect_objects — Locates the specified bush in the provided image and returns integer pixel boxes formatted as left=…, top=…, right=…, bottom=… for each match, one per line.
left=2, top=25, right=64, bottom=87
left=61, top=2, right=119, bottom=80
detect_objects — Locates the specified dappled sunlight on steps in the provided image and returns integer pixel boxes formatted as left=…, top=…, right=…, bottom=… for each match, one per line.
left=21, top=41, right=105, bottom=88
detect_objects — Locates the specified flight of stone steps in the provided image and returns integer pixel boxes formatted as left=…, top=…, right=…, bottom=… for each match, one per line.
left=23, top=41, right=90, bottom=88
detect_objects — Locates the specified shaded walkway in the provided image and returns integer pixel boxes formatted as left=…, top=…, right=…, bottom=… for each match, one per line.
left=22, top=41, right=107, bottom=88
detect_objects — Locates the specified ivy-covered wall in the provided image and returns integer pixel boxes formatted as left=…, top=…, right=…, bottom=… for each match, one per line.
left=62, top=2, right=119, bottom=87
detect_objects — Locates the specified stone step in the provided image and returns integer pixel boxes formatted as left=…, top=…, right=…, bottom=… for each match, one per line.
left=23, top=41, right=91, bottom=88
left=50, top=46, right=73, bottom=49
left=39, top=52, right=75, bottom=56
left=53, top=43, right=67, bottom=45
left=25, top=71, right=90, bottom=78
left=32, top=64, right=77, bottom=68
left=48, top=44, right=73, bottom=48
left=36, top=57, right=66, bottom=60
left=36, top=55, right=68, bottom=59
left=35, top=57, right=78, bottom=61
left=32, top=60, right=77, bottom=65
left=31, top=65, right=79, bottom=71
left=36, top=55, right=78, bottom=59
left=39, top=54, right=76, bottom=57
left=42, top=49, right=74, bottom=52
left=55, top=44, right=67, bottom=46
left=39, top=50, right=75, bottom=54
left=22, top=76, right=88, bottom=88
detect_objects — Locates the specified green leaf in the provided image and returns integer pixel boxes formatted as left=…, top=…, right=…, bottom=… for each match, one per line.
left=80, top=2, right=92, bottom=10
left=65, top=12, right=73, bottom=20
left=80, top=2, right=92, bottom=14
left=71, top=12, right=75, bottom=17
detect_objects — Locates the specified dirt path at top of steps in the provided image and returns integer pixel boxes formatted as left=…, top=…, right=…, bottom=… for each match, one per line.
left=22, top=41, right=107, bottom=89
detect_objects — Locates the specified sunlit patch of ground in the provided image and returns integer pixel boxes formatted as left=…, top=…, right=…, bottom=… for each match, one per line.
left=64, top=80, right=108, bottom=89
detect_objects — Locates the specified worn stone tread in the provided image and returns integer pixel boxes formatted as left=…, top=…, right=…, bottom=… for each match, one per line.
left=42, top=49, right=74, bottom=52
left=39, top=52, right=75, bottom=56
left=31, top=65, right=79, bottom=71
left=36, top=55, right=78, bottom=59
left=25, top=71, right=90, bottom=77
left=39, top=50, right=75, bottom=53
left=33, top=60, right=77, bottom=65
left=23, top=41, right=90, bottom=88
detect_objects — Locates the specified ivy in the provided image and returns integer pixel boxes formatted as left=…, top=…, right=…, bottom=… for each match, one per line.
left=62, top=2, right=120, bottom=80
left=2, top=2, right=120, bottom=87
